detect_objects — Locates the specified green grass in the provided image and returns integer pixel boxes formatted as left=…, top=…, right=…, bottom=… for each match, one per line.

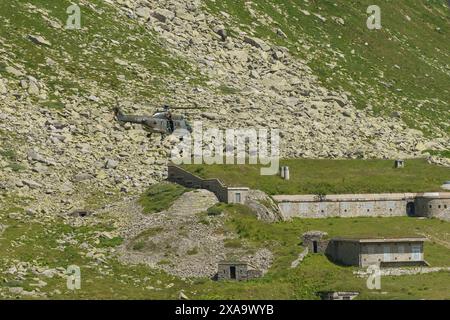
left=139, top=183, right=189, bottom=214
left=424, top=149, right=450, bottom=159
left=204, top=0, right=450, bottom=136
left=1, top=204, right=449, bottom=299
left=0, top=0, right=204, bottom=107
left=182, top=158, right=450, bottom=195
left=98, top=236, right=123, bottom=248
left=207, top=203, right=226, bottom=216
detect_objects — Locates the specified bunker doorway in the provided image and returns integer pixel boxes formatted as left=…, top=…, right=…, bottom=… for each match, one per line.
left=313, top=241, right=318, bottom=253
left=230, top=266, right=236, bottom=280
left=406, top=202, right=415, bottom=217
left=168, top=119, right=174, bottom=133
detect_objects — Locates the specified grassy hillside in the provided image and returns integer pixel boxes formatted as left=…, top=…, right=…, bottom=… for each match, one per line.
left=205, top=0, right=450, bottom=137
left=0, top=0, right=200, bottom=105
left=182, top=159, right=450, bottom=194
left=1, top=204, right=449, bottom=299
left=139, top=183, right=189, bottom=214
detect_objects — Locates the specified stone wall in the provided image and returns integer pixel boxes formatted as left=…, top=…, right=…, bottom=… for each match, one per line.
left=415, top=193, right=450, bottom=221
left=326, top=241, right=360, bottom=266
left=167, top=165, right=249, bottom=204
left=360, top=242, right=425, bottom=267
left=274, top=193, right=450, bottom=220
left=326, top=239, right=426, bottom=267
left=217, top=262, right=262, bottom=281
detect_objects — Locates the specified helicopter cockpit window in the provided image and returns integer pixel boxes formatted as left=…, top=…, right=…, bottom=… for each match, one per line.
left=153, top=112, right=167, bottom=119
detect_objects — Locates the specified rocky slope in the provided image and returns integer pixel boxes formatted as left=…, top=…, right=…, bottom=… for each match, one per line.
left=116, top=189, right=272, bottom=278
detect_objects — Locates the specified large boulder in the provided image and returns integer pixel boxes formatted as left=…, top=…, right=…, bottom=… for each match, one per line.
left=243, top=36, right=271, bottom=51
left=151, top=8, right=175, bottom=23
left=244, top=190, right=283, bottom=222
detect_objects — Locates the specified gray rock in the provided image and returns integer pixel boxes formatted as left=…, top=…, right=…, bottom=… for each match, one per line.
left=8, top=212, right=22, bottom=220
left=72, top=173, right=94, bottom=182
left=152, top=8, right=175, bottom=22
left=22, top=179, right=43, bottom=189
left=69, top=210, right=92, bottom=218
left=178, top=291, right=189, bottom=300
left=390, top=111, right=402, bottom=118
left=28, top=81, right=40, bottom=95
left=136, top=6, right=151, bottom=20
left=213, top=26, right=227, bottom=41
left=5, top=66, right=23, bottom=77
left=201, top=112, right=217, bottom=120
left=276, top=28, right=287, bottom=38
left=105, top=159, right=119, bottom=169
left=0, top=78, right=7, bottom=94
left=27, top=150, right=55, bottom=165
left=28, top=34, right=52, bottom=46
left=342, top=111, right=352, bottom=117
left=244, top=36, right=271, bottom=51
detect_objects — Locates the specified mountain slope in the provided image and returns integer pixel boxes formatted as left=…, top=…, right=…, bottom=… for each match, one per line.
left=205, top=0, right=450, bottom=137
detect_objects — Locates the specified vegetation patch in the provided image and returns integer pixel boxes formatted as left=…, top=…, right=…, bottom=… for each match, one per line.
left=204, top=0, right=450, bottom=136
left=98, top=236, right=123, bottom=248
left=224, top=238, right=243, bottom=248
left=187, top=247, right=199, bottom=255
left=207, top=203, right=227, bottom=216
left=139, top=183, right=189, bottom=214
left=423, top=149, right=450, bottom=159
left=183, top=159, right=450, bottom=195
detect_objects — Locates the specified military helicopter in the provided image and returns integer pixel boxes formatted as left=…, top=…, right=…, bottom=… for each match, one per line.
left=113, top=104, right=193, bottom=136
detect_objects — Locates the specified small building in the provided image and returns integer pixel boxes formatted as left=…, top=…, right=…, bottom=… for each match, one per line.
left=227, top=187, right=249, bottom=204
left=302, top=231, right=329, bottom=253
left=326, top=237, right=428, bottom=267
left=217, top=261, right=262, bottom=281
left=394, top=159, right=405, bottom=168
left=318, top=291, right=359, bottom=300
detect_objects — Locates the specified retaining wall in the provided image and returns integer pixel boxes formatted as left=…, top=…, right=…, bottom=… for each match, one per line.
left=167, top=165, right=249, bottom=204
left=273, top=193, right=450, bottom=220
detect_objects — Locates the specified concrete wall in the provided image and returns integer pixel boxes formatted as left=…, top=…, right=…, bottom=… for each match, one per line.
left=360, top=242, right=424, bottom=267
left=167, top=165, right=249, bottom=204
left=326, top=240, right=425, bottom=267
left=218, top=263, right=248, bottom=281
left=415, top=194, right=450, bottom=220
left=274, top=193, right=450, bottom=220
left=227, top=188, right=250, bottom=204
left=326, top=241, right=360, bottom=266
left=217, top=263, right=261, bottom=281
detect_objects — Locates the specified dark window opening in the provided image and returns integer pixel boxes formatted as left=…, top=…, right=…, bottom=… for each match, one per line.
left=230, top=266, right=236, bottom=279
left=406, top=202, right=415, bottom=216
left=313, top=241, right=318, bottom=253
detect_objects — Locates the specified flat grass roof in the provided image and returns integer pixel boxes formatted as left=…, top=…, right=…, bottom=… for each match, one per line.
left=331, top=237, right=427, bottom=243
left=181, top=158, right=450, bottom=195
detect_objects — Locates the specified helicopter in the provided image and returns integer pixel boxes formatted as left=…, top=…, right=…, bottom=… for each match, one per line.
left=113, top=104, right=193, bottom=136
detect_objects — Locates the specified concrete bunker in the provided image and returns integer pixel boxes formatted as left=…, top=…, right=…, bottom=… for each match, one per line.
left=326, top=237, right=428, bottom=267
left=318, top=291, right=359, bottom=300
left=217, top=261, right=263, bottom=281
left=301, top=231, right=329, bottom=253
